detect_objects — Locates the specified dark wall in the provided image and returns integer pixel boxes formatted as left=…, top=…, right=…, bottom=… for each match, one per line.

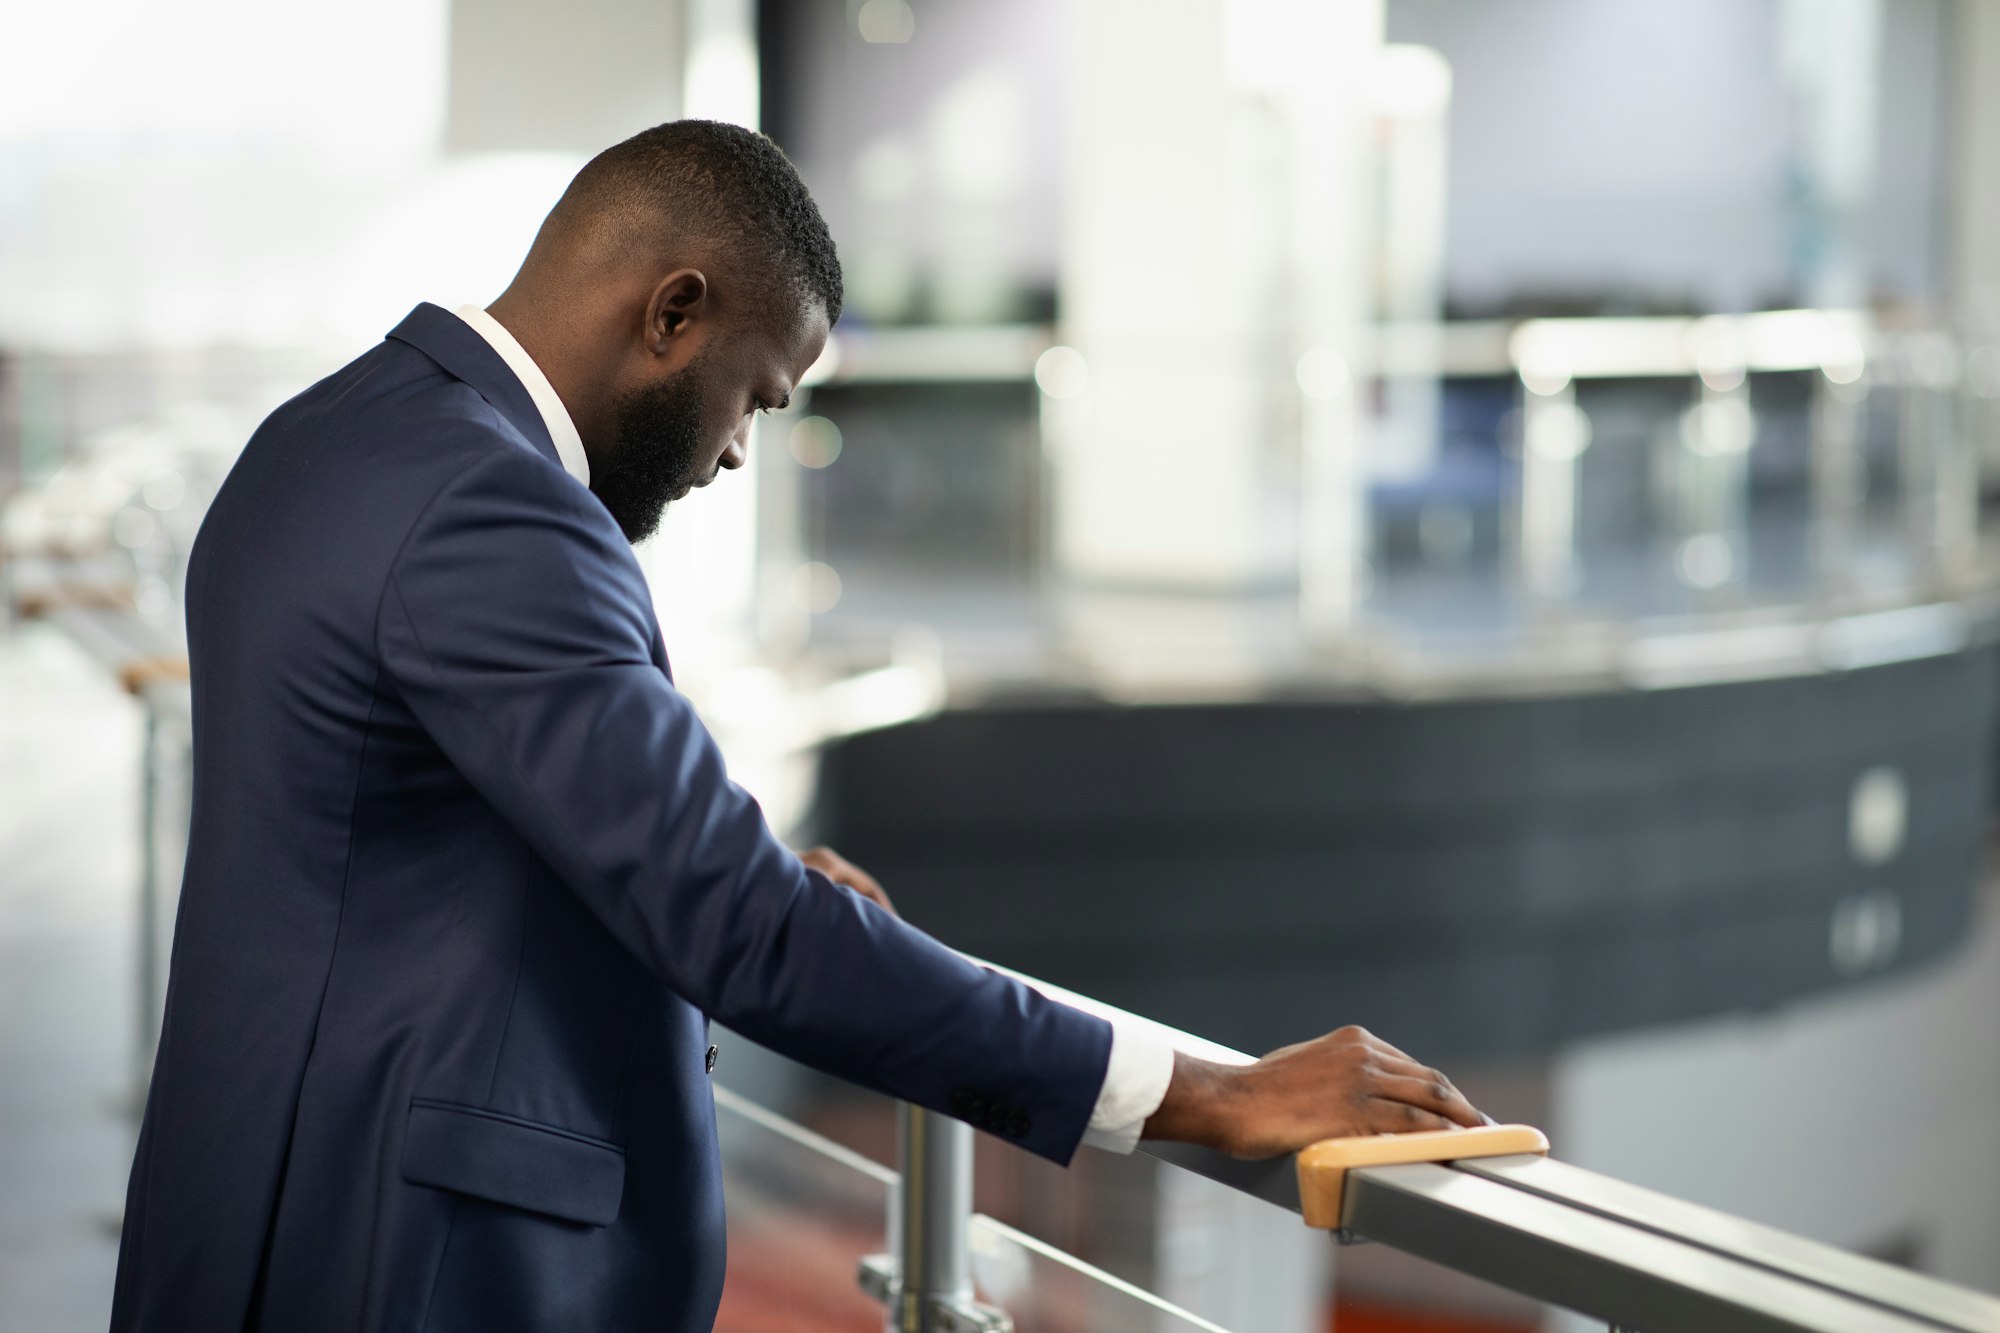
left=815, top=646, right=1997, bottom=1058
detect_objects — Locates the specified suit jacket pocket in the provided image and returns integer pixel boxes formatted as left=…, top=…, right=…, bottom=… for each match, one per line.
left=400, top=1099, right=625, bottom=1227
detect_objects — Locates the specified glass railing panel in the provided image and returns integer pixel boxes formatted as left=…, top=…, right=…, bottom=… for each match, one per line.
left=967, top=1212, right=1231, bottom=1333
left=712, top=1083, right=1231, bottom=1332
left=712, top=1085, right=893, bottom=1333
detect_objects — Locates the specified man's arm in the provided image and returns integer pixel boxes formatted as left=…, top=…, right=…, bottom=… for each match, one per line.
left=378, top=448, right=1113, bottom=1163
left=807, top=840, right=1488, bottom=1156
left=382, top=447, right=1483, bottom=1164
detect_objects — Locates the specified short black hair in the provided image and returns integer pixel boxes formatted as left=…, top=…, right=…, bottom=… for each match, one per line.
left=559, top=119, right=843, bottom=325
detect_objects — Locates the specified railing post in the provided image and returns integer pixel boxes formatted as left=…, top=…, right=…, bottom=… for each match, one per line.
left=895, top=1105, right=974, bottom=1332
left=860, top=1103, right=1011, bottom=1332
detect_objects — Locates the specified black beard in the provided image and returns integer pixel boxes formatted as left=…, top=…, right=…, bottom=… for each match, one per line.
left=593, top=360, right=712, bottom=544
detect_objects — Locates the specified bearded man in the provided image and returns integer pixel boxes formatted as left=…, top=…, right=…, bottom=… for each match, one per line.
left=110, top=121, right=1482, bottom=1333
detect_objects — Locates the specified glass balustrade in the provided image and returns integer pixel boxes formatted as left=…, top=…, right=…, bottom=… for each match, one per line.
left=965, top=1213, right=1229, bottom=1333
left=712, top=1086, right=1229, bottom=1333
left=714, top=1086, right=892, bottom=1333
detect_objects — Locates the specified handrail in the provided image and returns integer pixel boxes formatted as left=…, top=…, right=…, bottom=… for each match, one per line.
left=1456, top=1156, right=2000, bottom=1333
left=967, top=958, right=2000, bottom=1333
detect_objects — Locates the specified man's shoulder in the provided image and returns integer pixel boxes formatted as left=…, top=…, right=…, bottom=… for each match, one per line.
left=220, top=334, right=608, bottom=555
left=196, top=336, right=616, bottom=604
left=266, top=337, right=552, bottom=477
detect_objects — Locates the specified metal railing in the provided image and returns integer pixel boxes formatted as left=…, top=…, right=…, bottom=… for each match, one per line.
left=858, top=1109, right=1012, bottom=1333
left=846, top=963, right=2000, bottom=1333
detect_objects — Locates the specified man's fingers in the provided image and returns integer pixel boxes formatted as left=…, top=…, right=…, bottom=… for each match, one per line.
left=798, top=846, right=858, bottom=886
left=1352, top=1029, right=1423, bottom=1066
left=829, top=863, right=894, bottom=914
left=1365, top=1101, right=1462, bottom=1134
left=1365, top=1073, right=1484, bottom=1129
left=797, top=846, right=897, bottom=916
left=850, top=880, right=897, bottom=914
left=838, top=864, right=888, bottom=901
left=1374, top=1054, right=1478, bottom=1108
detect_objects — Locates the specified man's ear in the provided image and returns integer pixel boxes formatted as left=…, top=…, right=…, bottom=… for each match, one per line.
left=645, top=269, right=710, bottom=354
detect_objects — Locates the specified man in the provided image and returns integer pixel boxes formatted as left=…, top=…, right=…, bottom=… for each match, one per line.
left=111, top=121, right=1481, bottom=1332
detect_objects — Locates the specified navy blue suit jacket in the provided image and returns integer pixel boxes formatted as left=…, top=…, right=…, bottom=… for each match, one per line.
left=110, top=304, right=1113, bottom=1332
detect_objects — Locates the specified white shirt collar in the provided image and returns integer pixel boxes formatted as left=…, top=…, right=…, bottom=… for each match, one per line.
left=450, top=304, right=591, bottom=487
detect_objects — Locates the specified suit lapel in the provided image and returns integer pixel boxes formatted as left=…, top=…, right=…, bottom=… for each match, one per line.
left=385, top=303, right=564, bottom=473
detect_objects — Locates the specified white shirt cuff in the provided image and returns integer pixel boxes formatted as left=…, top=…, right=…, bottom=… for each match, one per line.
left=1078, top=1020, right=1177, bottom=1154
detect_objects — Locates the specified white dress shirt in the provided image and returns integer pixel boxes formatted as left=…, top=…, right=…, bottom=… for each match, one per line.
left=453, top=304, right=592, bottom=486
left=448, top=304, right=1178, bottom=1154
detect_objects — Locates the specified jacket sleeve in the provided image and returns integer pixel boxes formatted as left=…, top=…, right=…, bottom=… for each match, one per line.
left=377, top=446, right=1112, bottom=1163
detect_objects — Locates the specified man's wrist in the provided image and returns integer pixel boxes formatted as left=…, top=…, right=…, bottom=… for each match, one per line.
left=1141, top=1051, right=1239, bottom=1149
left=1081, top=1021, right=1178, bottom=1154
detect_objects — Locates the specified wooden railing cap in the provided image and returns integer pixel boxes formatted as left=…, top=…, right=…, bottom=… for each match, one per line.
left=1296, top=1123, right=1550, bottom=1229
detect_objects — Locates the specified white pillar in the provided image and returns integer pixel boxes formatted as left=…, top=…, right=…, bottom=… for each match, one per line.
left=1049, top=0, right=1381, bottom=616
left=1369, top=46, right=1453, bottom=490
left=643, top=0, right=763, bottom=690
left=1776, top=0, right=1883, bottom=309
left=1943, top=0, right=2000, bottom=572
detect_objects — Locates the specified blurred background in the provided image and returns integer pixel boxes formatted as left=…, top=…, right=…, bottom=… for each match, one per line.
left=5, top=0, right=1999, bottom=1329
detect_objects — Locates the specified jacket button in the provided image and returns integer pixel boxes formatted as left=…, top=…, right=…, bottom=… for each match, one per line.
left=1005, top=1112, right=1031, bottom=1139
left=705, top=1045, right=718, bottom=1074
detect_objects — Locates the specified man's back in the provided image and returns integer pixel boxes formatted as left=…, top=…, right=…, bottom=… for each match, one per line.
left=114, top=311, right=723, bottom=1330
left=112, top=306, right=1113, bottom=1333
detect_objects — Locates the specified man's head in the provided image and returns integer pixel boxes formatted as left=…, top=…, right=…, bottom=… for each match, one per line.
left=490, top=120, right=841, bottom=543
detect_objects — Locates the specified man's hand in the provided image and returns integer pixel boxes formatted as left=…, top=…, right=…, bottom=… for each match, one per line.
left=1142, top=1026, right=1483, bottom=1159
left=796, top=845, right=897, bottom=917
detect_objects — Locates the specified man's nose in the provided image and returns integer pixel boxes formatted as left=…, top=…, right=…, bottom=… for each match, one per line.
left=720, top=429, right=749, bottom=471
